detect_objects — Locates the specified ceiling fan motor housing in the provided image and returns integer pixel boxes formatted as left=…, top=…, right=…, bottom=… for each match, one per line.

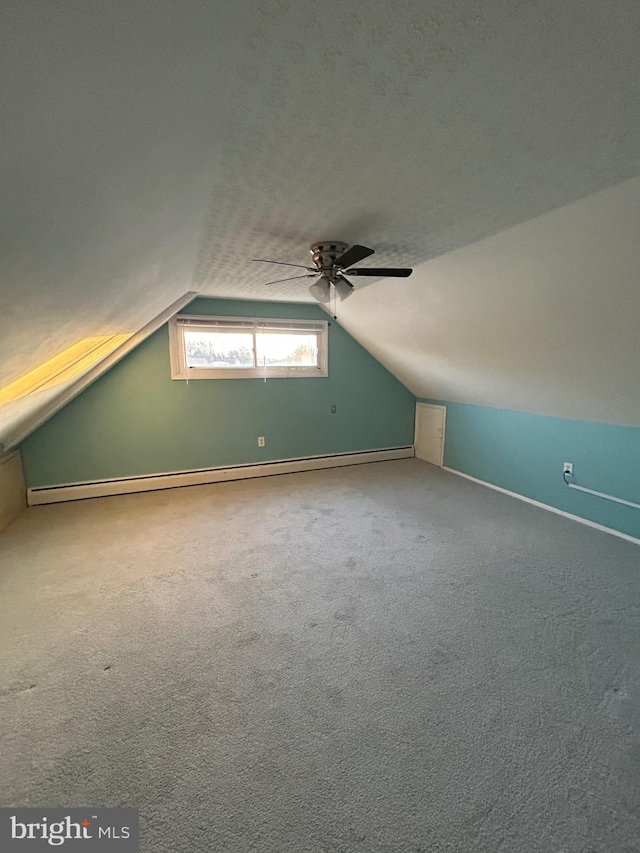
left=310, top=241, right=349, bottom=275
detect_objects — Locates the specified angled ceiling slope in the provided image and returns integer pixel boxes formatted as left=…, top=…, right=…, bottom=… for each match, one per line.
left=0, top=294, right=197, bottom=453
left=2, top=0, right=640, bottom=445
left=333, top=175, right=640, bottom=427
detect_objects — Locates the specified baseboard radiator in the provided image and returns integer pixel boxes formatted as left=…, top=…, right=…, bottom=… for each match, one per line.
left=443, top=466, right=640, bottom=547
left=27, top=447, right=415, bottom=506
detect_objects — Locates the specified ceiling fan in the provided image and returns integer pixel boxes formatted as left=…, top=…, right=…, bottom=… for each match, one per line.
left=253, top=241, right=413, bottom=304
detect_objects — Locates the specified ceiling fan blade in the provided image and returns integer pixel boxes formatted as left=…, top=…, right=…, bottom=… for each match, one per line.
left=334, top=244, right=375, bottom=269
left=253, top=259, right=316, bottom=271
left=334, top=273, right=354, bottom=301
left=264, top=274, right=320, bottom=285
left=346, top=267, right=413, bottom=277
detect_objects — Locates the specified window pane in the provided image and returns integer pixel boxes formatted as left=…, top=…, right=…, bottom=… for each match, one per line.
left=184, top=331, right=255, bottom=368
left=255, top=333, right=318, bottom=367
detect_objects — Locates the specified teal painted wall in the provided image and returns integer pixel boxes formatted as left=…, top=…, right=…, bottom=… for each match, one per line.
left=423, top=399, right=640, bottom=540
left=21, top=299, right=415, bottom=487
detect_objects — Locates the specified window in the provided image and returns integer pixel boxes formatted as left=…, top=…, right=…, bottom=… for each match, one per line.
left=169, top=314, right=328, bottom=379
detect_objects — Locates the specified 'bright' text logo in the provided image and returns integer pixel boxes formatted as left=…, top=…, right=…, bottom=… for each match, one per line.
left=11, top=815, right=93, bottom=846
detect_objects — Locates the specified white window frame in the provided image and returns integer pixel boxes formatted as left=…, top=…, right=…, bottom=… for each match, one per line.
left=169, top=314, right=329, bottom=380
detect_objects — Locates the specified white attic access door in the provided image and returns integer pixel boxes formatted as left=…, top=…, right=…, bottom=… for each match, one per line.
left=414, top=403, right=446, bottom=467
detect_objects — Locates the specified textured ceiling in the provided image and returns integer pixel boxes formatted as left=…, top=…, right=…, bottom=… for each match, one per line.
left=193, top=0, right=640, bottom=298
left=333, top=175, right=640, bottom=426
left=2, top=0, right=640, bottom=442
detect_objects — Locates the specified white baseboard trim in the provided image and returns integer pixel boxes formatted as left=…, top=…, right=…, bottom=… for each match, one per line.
left=27, top=447, right=415, bottom=506
left=442, top=466, right=640, bottom=547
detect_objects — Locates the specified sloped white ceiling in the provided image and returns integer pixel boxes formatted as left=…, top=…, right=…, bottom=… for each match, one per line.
left=334, top=175, right=640, bottom=426
left=2, top=0, right=640, bottom=443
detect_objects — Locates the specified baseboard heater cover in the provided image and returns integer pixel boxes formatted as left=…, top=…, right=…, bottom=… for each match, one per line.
left=443, top=466, right=640, bottom=547
left=27, top=447, right=415, bottom=506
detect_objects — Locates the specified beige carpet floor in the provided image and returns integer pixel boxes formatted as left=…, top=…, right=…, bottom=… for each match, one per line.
left=1, top=459, right=639, bottom=852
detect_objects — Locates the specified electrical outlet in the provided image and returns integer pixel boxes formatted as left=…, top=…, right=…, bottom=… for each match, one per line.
left=331, top=404, right=337, bottom=413
left=563, top=462, right=573, bottom=475
left=258, top=436, right=265, bottom=447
